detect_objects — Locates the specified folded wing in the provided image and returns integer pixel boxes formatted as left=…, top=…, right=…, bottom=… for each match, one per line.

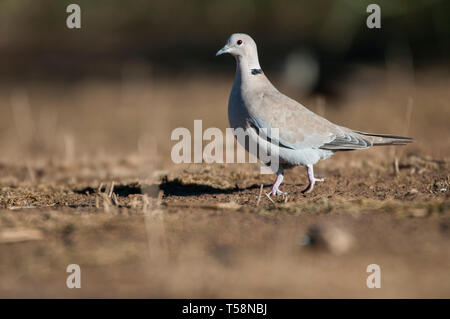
left=246, top=88, right=412, bottom=152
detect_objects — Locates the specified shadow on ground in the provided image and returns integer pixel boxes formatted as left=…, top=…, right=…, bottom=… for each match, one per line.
left=74, top=179, right=264, bottom=198
left=159, top=178, right=263, bottom=197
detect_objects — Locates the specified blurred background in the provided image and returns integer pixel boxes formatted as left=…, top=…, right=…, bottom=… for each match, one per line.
left=0, top=0, right=448, bottom=161
left=1, top=0, right=449, bottom=86
left=0, top=0, right=449, bottom=298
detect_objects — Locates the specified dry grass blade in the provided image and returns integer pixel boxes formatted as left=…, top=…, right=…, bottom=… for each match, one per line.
left=101, top=193, right=112, bottom=212
left=394, top=157, right=400, bottom=175
left=256, top=184, right=263, bottom=207
left=265, top=193, right=275, bottom=204
left=156, top=190, right=163, bottom=206
left=112, top=193, right=120, bottom=206
left=108, top=181, right=115, bottom=198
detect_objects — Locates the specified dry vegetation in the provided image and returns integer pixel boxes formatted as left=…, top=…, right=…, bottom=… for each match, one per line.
left=0, top=69, right=449, bottom=298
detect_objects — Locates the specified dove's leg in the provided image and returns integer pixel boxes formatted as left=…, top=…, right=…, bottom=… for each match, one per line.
left=302, top=164, right=325, bottom=194
left=268, top=170, right=287, bottom=196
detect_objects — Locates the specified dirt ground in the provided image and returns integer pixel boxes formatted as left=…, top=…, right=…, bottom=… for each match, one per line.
left=0, top=68, right=449, bottom=298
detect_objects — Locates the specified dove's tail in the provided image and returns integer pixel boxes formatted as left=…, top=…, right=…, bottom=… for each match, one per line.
left=354, top=131, right=413, bottom=146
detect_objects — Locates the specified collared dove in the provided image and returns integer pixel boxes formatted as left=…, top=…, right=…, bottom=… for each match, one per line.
left=216, top=33, right=412, bottom=196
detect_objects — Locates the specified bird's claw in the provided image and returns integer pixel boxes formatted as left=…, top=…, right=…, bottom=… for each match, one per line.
left=267, top=189, right=288, bottom=196
left=301, top=176, right=325, bottom=194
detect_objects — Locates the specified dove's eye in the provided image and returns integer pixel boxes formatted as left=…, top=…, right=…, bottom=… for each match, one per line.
left=237, top=40, right=242, bottom=45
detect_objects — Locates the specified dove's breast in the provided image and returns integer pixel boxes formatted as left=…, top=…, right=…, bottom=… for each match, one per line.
left=228, top=77, right=250, bottom=130
left=227, top=77, right=261, bottom=162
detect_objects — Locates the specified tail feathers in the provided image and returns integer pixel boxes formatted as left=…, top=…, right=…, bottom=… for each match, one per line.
left=353, top=130, right=413, bottom=146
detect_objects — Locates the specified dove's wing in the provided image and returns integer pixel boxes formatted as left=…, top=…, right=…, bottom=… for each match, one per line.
left=245, top=88, right=372, bottom=151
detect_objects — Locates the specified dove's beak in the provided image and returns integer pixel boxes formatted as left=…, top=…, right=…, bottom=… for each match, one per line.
left=216, top=45, right=230, bottom=56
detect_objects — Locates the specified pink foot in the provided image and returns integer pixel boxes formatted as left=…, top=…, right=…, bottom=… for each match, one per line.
left=301, top=165, right=325, bottom=194
left=268, top=185, right=288, bottom=196
left=267, top=172, right=288, bottom=196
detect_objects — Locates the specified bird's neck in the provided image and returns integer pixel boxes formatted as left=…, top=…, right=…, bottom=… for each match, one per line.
left=235, top=55, right=263, bottom=83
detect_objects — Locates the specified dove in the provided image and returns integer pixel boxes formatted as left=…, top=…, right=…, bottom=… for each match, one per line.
left=216, top=33, right=412, bottom=196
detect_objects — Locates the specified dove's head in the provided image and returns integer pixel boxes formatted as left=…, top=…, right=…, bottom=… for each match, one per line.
left=216, top=33, right=259, bottom=60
